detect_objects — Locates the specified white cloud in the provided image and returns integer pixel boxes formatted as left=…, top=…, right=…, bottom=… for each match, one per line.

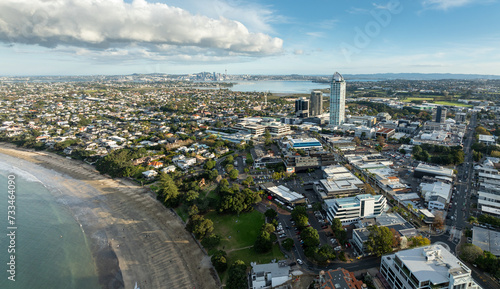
left=0, top=0, right=283, bottom=57
left=293, top=49, right=304, bottom=55
left=421, top=0, right=495, bottom=10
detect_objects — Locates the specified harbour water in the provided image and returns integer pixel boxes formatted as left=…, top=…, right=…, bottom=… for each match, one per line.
left=0, top=161, right=100, bottom=289
left=229, top=80, right=329, bottom=93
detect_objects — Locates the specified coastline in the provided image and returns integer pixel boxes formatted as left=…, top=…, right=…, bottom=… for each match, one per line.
left=0, top=143, right=218, bottom=289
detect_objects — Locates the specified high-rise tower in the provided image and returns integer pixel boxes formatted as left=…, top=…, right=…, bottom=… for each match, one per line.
left=310, top=91, right=323, bottom=116
left=329, top=72, right=346, bottom=127
left=295, top=97, right=309, bottom=118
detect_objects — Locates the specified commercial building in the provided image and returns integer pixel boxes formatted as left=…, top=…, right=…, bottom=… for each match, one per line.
left=329, top=72, right=346, bottom=127
left=249, top=261, right=291, bottom=289
left=313, top=165, right=364, bottom=199
left=265, top=122, right=291, bottom=137
left=324, top=194, right=387, bottom=225
left=262, top=184, right=305, bottom=206
left=310, top=91, right=323, bottom=117
left=376, top=128, right=396, bottom=139
left=414, top=163, right=454, bottom=179
left=435, top=106, right=447, bottom=123
left=380, top=244, right=482, bottom=289
left=475, top=159, right=500, bottom=216
left=233, top=121, right=266, bottom=136
left=455, top=112, right=467, bottom=124
left=472, top=226, right=500, bottom=256
left=295, top=97, right=310, bottom=118
left=352, top=213, right=417, bottom=255
left=283, top=151, right=335, bottom=173
left=478, top=134, right=496, bottom=145
left=284, top=137, right=322, bottom=150
left=346, top=115, right=377, bottom=127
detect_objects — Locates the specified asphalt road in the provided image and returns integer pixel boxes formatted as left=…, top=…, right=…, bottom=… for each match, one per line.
left=448, top=112, right=477, bottom=230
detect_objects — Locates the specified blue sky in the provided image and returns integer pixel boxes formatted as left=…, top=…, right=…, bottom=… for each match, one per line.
left=0, top=0, right=499, bottom=76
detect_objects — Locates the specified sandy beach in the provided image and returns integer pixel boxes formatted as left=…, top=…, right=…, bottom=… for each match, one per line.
left=0, top=143, right=219, bottom=289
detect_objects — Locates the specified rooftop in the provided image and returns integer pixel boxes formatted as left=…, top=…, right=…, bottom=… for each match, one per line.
left=388, top=244, right=470, bottom=285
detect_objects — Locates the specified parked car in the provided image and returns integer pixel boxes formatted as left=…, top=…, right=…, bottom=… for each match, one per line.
left=297, top=259, right=303, bottom=265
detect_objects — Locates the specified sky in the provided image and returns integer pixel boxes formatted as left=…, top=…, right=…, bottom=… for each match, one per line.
left=0, top=0, right=500, bottom=76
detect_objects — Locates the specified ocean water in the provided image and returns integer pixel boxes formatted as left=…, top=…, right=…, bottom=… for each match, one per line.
left=0, top=166, right=100, bottom=288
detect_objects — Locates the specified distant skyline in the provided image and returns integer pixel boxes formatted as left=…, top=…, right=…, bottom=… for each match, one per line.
left=1, top=0, right=500, bottom=76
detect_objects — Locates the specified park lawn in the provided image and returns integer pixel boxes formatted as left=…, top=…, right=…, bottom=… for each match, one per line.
left=227, top=244, right=284, bottom=265
left=432, top=101, right=473, bottom=107
left=218, top=244, right=284, bottom=284
left=402, top=97, right=435, bottom=102
left=206, top=210, right=265, bottom=249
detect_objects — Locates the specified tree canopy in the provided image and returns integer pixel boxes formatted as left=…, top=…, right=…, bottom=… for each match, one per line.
left=366, top=225, right=394, bottom=257
left=226, top=260, right=247, bottom=289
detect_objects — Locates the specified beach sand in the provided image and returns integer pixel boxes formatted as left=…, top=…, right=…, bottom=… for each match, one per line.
left=0, top=143, right=219, bottom=289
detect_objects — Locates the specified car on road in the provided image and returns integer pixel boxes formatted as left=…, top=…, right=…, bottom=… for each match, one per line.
left=297, top=259, right=303, bottom=265
left=279, top=234, right=287, bottom=238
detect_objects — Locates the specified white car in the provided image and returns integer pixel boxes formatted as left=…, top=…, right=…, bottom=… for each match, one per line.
left=296, top=259, right=303, bottom=265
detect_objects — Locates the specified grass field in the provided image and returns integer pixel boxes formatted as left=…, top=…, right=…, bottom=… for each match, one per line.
left=433, top=101, right=473, bottom=107
left=206, top=210, right=284, bottom=283
left=206, top=210, right=265, bottom=249
left=401, top=97, right=435, bottom=102
left=228, top=244, right=283, bottom=265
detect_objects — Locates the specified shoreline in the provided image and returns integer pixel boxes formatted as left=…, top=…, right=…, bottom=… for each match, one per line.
left=0, top=143, right=218, bottom=289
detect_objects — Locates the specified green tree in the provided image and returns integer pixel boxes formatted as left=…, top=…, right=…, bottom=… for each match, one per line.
left=262, top=223, right=275, bottom=234
left=184, top=190, right=199, bottom=203
left=315, top=244, right=335, bottom=264
left=229, top=168, right=239, bottom=180
left=459, top=243, right=483, bottom=263
left=301, top=226, right=320, bottom=248
left=226, top=260, right=247, bottom=289
left=186, top=215, right=214, bottom=239
left=207, top=169, right=219, bottom=181
left=211, top=250, right=228, bottom=272
left=408, top=236, right=431, bottom=248
left=159, top=173, right=179, bottom=204
left=188, top=204, right=199, bottom=216
left=254, top=231, right=272, bottom=253
left=264, top=209, right=278, bottom=220
left=366, top=225, right=394, bottom=256
left=331, top=218, right=343, bottom=233
left=291, top=206, right=307, bottom=221
left=201, top=234, right=221, bottom=250
left=282, top=238, right=294, bottom=251
left=295, top=214, right=309, bottom=228
left=204, top=159, right=216, bottom=170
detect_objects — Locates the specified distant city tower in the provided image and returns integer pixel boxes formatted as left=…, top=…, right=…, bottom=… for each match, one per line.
left=329, top=72, right=346, bottom=127
left=310, top=91, right=323, bottom=116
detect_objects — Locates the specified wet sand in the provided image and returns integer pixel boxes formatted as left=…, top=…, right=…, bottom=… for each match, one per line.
left=0, top=143, right=219, bottom=289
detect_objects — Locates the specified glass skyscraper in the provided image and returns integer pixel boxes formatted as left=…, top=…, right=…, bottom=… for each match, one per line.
left=329, top=72, right=346, bottom=127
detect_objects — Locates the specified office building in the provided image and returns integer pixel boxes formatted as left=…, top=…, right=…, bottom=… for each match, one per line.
left=380, top=244, right=482, bottom=289
left=309, top=90, right=323, bottom=116
left=435, top=106, right=447, bottom=123
left=455, top=112, right=467, bottom=123
left=324, top=194, right=387, bottom=225
left=329, top=72, right=346, bottom=127
left=295, top=97, right=309, bottom=118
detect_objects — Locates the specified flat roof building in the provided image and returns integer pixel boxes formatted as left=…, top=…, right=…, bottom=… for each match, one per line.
left=472, top=226, right=500, bottom=256
left=324, top=194, right=387, bottom=225
left=414, top=163, right=454, bottom=179
left=250, top=261, right=291, bottom=289
left=380, top=244, right=482, bottom=289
